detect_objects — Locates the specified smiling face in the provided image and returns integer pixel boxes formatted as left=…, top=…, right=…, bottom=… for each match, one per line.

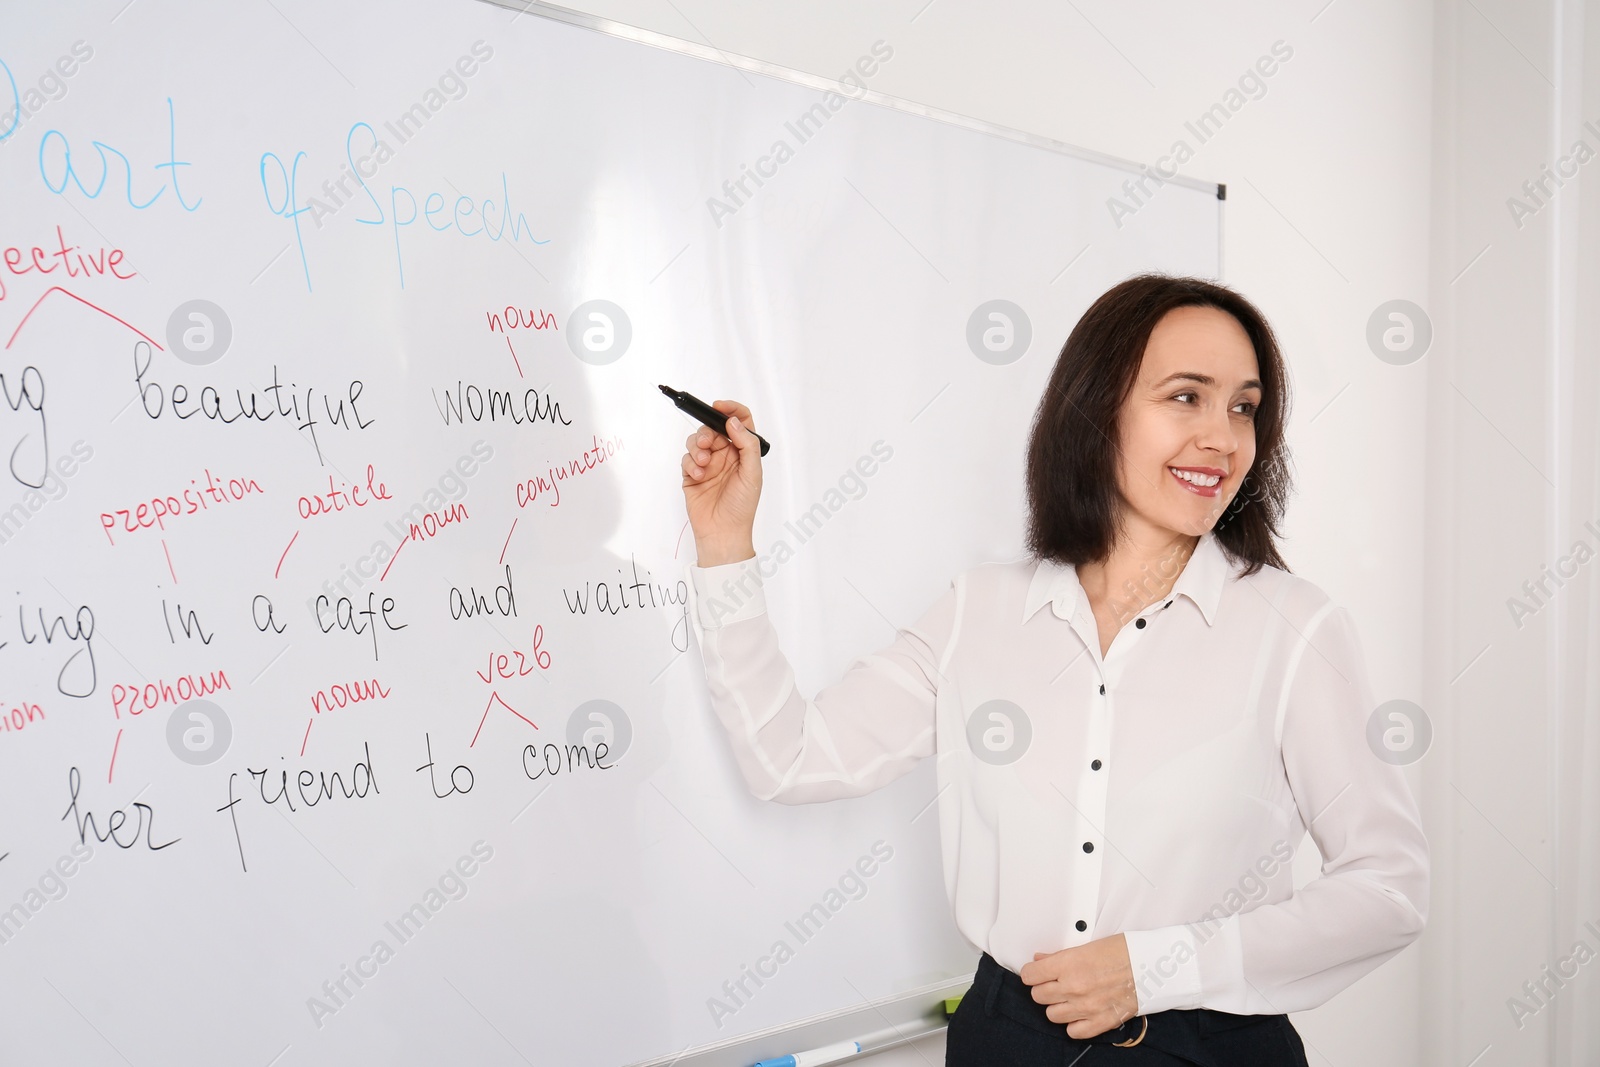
left=1113, top=305, right=1262, bottom=543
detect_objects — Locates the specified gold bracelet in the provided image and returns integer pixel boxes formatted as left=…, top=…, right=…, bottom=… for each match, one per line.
left=1111, top=1014, right=1148, bottom=1047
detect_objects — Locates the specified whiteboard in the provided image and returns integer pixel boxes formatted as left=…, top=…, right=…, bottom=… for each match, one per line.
left=0, top=2, right=1220, bottom=1064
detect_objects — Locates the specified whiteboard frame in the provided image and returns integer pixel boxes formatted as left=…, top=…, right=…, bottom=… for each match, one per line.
left=473, top=0, right=1226, bottom=199
left=461, top=1, right=1227, bottom=1059
left=622, top=972, right=970, bottom=1067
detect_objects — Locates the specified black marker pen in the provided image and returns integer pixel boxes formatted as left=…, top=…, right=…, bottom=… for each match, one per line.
left=658, top=384, right=772, bottom=457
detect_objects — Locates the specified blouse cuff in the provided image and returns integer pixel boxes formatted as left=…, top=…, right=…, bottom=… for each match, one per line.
left=1124, top=923, right=1205, bottom=1014
left=687, top=556, right=768, bottom=629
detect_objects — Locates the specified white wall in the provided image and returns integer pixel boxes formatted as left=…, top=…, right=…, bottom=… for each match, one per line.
left=537, top=1, right=1442, bottom=1063
left=1424, top=1, right=1600, bottom=1064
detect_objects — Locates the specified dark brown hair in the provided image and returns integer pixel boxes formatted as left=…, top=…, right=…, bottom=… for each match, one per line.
left=1023, top=272, right=1293, bottom=577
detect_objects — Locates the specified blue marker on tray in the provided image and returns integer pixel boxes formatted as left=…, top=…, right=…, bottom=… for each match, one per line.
left=752, top=1038, right=862, bottom=1067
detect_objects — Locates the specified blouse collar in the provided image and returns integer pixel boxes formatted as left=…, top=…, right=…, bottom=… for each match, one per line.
left=1021, top=530, right=1235, bottom=627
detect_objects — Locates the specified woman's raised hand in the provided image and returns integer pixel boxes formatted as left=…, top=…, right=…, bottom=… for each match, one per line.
left=680, top=399, right=761, bottom=567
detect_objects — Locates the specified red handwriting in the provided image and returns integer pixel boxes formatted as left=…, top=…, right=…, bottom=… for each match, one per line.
left=111, top=668, right=230, bottom=719
left=4, top=287, right=161, bottom=350
left=297, top=464, right=392, bottom=519
left=0, top=701, right=45, bottom=736
left=473, top=625, right=550, bottom=684
left=408, top=500, right=468, bottom=542
left=310, top=676, right=392, bottom=714
left=486, top=306, right=558, bottom=332
left=515, top=434, right=624, bottom=509
left=0, top=225, right=137, bottom=302
left=470, top=691, right=538, bottom=747
left=100, top=468, right=264, bottom=545
left=475, top=650, right=532, bottom=683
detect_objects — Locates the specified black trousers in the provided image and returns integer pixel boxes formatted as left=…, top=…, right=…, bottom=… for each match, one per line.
left=946, top=952, right=1310, bottom=1067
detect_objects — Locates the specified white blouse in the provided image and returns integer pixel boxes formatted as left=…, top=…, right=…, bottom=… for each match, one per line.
left=683, top=529, right=1429, bottom=1016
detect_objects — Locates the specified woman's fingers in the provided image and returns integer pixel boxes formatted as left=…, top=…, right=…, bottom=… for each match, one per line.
left=711, top=399, right=755, bottom=429
left=684, top=430, right=713, bottom=458
left=725, top=415, right=763, bottom=471
left=683, top=402, right=755, bottom=460
left=680, top=401, right=755, bottom=480
left=682, top=430, right=734, bottom=479
left=684, top=426, right=742, bottom=457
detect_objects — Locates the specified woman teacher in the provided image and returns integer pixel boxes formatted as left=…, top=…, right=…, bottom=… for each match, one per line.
left=676, top=273, right=1429, bottom=1065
